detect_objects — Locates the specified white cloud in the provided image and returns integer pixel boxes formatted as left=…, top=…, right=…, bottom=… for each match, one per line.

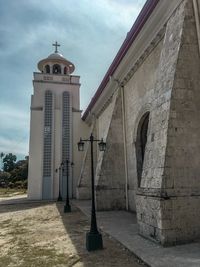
left=86, top=0, right=146, bottom=27
left=0, top=136, right=28, bottom=156
left=0, top=0, right=146, bottom=156
left=0, top=104, right=29, bottom=131
left=0, top=104, right=29, bottom=157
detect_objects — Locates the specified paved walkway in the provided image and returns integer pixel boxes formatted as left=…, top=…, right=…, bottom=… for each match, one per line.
left=72, top=200, right=200, bottom=267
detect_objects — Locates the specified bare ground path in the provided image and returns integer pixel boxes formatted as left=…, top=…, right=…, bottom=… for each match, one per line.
left=0, top=201, right=147, bottom=267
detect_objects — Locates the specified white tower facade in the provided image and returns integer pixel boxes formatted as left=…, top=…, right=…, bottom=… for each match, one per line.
left=28, top=42, right=85, bottom=200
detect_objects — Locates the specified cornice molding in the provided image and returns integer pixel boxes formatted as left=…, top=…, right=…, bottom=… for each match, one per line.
left=122, top=26, right=165, bottom=87
left=94, top=27, right=165, bottom=120
left=83, top=0, right=183, bottom=123
left=33, top=80, right=80, bottom=86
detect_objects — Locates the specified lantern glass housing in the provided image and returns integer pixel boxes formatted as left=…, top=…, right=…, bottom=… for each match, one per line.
left=78, top=139, right=85, bottom=151
left=98, top=139, right=106, bottom=151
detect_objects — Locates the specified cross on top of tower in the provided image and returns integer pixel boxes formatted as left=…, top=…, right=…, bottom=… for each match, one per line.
left=52, top=41, right=60, bottom=53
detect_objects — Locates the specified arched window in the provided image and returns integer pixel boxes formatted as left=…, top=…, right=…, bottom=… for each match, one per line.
left=45, top=65, right=50, bottom=74
left=53, top=64, right=61, bottom=74
left=64, top=66, right=67, bottom=75
left=135, top=112, right=150, bottom=187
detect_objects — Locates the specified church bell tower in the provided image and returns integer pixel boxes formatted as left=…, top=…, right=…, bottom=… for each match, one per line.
left=28, top=42, right=82, bottom=200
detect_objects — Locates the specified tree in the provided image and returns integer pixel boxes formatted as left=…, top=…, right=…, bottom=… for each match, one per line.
left=3, top=153, right=17, bottom=172
left=10, top=157, right=28, bottom=182
left=0, top=152, right=4, bottom=170
left=0, top=154, right=28, bottom=189
left=0, top=171, right=10, bottom=187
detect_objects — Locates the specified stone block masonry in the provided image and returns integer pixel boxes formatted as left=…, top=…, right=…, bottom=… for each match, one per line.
left=136, top=0, right=200, bottom=245
left=95, top=90, right=126, bottom=210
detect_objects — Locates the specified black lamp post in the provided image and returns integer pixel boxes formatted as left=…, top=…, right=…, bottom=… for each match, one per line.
left=56, top=162, right=63, bottom=201
left=64, top=160, right=74, bottom=213
left=78, top=133, right=106, bottom=251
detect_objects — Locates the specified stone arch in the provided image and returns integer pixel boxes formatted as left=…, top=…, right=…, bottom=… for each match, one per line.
left=45, top=64, right=50, bottom=74
left=135, top=111, right=150, bottom=187
left=53, top=64, right=61, bottom=74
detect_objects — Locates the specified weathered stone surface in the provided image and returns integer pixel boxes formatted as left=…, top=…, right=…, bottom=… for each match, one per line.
left=161, top=0, right=200, bottom=245
left=77, top=94, right=117, bottom=201
left=124, top=36, right=164, bottom=211
left=78, top=0, right=200, bottom=247
left=96, top=90, right=126, bottom=210
left=136, top=0, right=200, bottom=246
left=76, top=125, right=97, bottom=200
left=135, top=0, right=187, bottom=243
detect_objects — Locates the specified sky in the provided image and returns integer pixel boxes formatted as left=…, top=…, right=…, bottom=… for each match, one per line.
left=0, top=0, right=146, bottom=159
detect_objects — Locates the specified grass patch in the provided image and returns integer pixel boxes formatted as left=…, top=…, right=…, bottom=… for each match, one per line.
left=0, top=255, right=12, bottom=267
left=16, top=244, right=80, bottom=267
left=0, top=213, right=80, bottom=267
left=0, top=238, right=80, bottom=267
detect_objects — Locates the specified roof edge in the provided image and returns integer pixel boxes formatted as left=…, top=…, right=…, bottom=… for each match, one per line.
left=82, top=0, right=160, bottom=121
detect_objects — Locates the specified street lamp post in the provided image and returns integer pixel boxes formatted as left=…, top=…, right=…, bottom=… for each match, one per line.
left=78, top=133, right=106, bottom=251
left=64, top=160, right=74, bottom=213
left=56, top=164, right=63, bottom=202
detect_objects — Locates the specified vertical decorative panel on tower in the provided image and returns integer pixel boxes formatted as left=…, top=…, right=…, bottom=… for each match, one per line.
left=62, top=91, right=72, bottom=198
left=42, top=90, right=53, bottom=199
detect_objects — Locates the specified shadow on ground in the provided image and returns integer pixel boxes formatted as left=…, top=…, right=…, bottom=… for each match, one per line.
left=0, top=200, right=53, bottom=214
left=56, top=202, right=145, bottom=267
left=0, top=198, right=146, bottom=267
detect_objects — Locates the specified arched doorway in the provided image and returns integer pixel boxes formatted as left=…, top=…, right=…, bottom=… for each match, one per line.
left=135, top=112, right=150, bottom=187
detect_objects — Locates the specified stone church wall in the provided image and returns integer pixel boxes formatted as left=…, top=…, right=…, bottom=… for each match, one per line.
left=95, top=91, right=126, bottom=210
left=97, top=94, right=117, bottom=140
left=136, top=0, right=186, bottom=245
left=124, top=38, right=164, bottom=212
left=77, top=0, right=200, bottom=246
left=77, top=94, right=117, bottom=201
left=135, top=0, right=200, bottom=245
left=162, top=0, right=200, bottom=244
left=76, top=123, right=97, bottom=199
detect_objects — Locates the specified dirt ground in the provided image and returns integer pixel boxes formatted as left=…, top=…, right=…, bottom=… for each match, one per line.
left=0, top=189, right=27, bottom=198
left=0, top=202, right=148, bottom=267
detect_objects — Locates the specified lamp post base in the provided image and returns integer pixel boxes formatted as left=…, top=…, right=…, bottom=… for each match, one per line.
left=86, top=232, right=103, bottom=251
left=57, top=195, right=62, bottom=202
left=64, top=204, right=71, bottom=213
